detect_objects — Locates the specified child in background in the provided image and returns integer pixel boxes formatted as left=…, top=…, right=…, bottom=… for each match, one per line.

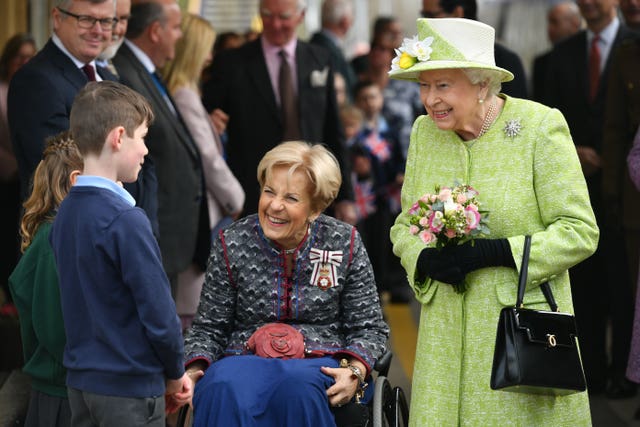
left=350, top=80, right=410, bottom=303
left=50, top=81, right=190, bottom=425
left=9, top=131, right=81, bottom=427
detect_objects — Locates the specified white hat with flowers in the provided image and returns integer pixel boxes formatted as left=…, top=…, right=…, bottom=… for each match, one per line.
left=388, top=18, right=514, bottom=83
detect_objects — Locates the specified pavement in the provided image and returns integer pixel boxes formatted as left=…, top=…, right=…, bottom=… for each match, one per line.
left=2, top=300, right=640, bottom=426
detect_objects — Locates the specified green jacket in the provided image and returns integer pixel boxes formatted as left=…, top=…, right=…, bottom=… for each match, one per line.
left=391, top=95, right=598, bottom=426
left=9, top=222, right=67, bottom=398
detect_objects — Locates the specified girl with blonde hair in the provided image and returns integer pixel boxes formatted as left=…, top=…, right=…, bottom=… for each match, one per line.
left=9, top=131, right=82, bottom=426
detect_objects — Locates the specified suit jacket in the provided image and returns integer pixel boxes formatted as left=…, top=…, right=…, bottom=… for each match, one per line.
left=8, top=39, right=116, bottom=200
left=602, top=33, right=640, bottom=229
left=494, top=42, right=528, bottom=99
left=542, top=26, right=635, bottom=218
left=202, top=38, right=352, bottom=214
left=531, top=50, right=552, bottom=103
left=113, top=43, right=208, bottom=277
left=309, top=30, right=357, bottom=97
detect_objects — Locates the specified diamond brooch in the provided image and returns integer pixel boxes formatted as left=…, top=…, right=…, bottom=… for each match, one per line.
left=503, top=119, right=522, bottom=138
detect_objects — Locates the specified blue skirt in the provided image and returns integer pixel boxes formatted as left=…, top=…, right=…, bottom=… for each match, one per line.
left=192, top=356, right=371, bottom=427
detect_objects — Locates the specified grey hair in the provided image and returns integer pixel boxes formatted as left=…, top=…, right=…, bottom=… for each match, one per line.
left=55, top=0, right=114, bottom=9
left=259, top=0, right=307, bottom=12
left=463, top=68, right=502, bottom=97
left=321, top=0, right=353, bottom=25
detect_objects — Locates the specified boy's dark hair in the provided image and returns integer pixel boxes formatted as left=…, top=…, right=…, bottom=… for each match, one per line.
left=353, top=79, right=379, bottom=99
left=70, top=81, right=154, bottom=156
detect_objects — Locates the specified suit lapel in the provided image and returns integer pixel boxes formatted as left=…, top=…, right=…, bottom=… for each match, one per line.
left=45, top=41, right=90, bottom=91
left=118, top=44, right=200, bottom=160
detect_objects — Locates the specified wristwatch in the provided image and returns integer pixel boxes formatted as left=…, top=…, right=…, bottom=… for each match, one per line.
left=339, top=358, right=368, bottom=403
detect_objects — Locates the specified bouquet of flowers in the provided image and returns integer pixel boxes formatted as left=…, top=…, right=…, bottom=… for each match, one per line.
left=408, top=183, right=489, bottom=292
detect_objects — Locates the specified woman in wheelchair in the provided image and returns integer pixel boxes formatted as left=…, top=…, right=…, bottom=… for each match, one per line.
left=179, top=141, right=389, bottom=426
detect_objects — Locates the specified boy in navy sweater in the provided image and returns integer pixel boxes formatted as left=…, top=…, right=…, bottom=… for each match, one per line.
left=50, top=81, right=190, bottom=425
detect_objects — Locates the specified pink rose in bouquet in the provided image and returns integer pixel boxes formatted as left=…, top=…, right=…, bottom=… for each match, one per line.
left=408, top=183, right=489, bottom=292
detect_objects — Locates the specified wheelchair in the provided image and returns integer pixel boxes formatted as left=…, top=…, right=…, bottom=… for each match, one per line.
left=176, top=350, right=409, bottom=427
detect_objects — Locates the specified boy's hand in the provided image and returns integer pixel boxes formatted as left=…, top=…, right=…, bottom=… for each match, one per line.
left=165, top=372, right=193, bottom=414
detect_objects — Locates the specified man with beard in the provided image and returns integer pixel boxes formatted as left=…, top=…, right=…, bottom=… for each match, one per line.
left=97, top=0, right=131, bottom=75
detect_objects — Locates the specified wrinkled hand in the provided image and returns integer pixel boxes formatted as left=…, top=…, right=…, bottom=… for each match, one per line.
left=210, top=108, right=229, bottom=135
left=321, top=366, right=359, bottom=407
left=575, top=146, right=602, bottom=177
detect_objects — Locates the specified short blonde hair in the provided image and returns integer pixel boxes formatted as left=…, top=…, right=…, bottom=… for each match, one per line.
left=257, top=141, right=341, bottom=212
left=162, top=14, right=216, bottom=93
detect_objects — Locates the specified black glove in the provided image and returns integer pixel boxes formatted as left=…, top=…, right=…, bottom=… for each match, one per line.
left=417, top=239, right=515, bottom=286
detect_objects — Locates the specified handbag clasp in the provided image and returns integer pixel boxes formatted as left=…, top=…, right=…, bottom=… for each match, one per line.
left=546, top=334, right=557, bottom=348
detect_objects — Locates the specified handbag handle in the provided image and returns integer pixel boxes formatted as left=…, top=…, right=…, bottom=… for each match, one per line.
left=516, top=236, right=559, bottom=312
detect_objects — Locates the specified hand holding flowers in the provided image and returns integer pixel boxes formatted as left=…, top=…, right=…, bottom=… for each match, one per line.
left=409, top=184, right=489, bottom=293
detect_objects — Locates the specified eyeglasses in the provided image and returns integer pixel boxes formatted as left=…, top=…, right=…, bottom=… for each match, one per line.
left=57, top=7, right=116, bottom=31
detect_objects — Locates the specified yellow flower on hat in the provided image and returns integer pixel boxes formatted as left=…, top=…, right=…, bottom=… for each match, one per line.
left=398, top=52, right=417, bottom=69
left=390, top=35, right=434, bottom=71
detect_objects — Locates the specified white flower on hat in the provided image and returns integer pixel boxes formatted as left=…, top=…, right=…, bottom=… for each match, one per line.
left=390, top=36, right=435, bottom=71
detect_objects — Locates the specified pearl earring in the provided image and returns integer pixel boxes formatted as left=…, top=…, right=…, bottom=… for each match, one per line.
left=478, top=98, right=484, bottom=104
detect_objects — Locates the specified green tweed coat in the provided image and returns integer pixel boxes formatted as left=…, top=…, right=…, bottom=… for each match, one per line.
left=391, top=95, right=598, bottom=426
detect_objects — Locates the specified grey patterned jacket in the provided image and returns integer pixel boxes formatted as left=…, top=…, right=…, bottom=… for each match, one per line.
left=184, top=214, right=389, bottom=372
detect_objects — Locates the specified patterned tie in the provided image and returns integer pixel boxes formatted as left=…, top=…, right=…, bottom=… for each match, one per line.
left=82, top=64, right=96, bottom=82
left=278, top=50, right=300, bottom=141
left=588, top=34, right=600, bottom=102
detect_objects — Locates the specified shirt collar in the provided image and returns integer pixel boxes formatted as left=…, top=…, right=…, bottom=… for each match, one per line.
left=123, top=39, right=156, bottom=73
left=75, top=175, right=136, bottom=207
left=52, top=33, right=97, bottom=69
left=589, top=16, right=619, bottom=44
left=261, top=36, right=297, bottom=59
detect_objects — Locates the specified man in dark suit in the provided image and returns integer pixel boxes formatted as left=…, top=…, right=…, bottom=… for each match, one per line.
left=543, top=0, right=637, bottom=398
left=420, top=0, right=529, bottom=98
left=309, top=0, right=357, bottom=100
left=532, top=1, right=582, bottom=102
left=8, top=0, right=117, bottom=200
left=202, top=0, right=354, bottom=222
left=112, top=0, right=209, bottom=287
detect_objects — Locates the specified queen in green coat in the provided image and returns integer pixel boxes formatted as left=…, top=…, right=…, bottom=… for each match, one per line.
left=389, top=18, right=598, bottom=426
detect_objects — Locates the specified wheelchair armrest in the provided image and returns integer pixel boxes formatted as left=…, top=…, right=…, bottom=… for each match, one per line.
left=373, top=350, right=393, bottom=377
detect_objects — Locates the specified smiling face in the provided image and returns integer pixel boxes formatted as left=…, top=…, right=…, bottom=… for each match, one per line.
left=53, top=0, right=115, bottom=64
left=118, top=122, right=149, bottom=183
left=258, top=164, right=320, bottom=249
left=418, top=69, right=486, bottom=138
left=260, top=0, right=304, bottom=47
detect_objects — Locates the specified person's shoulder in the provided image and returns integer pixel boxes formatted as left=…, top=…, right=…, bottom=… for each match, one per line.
left=315, top=214, right=354, bottom=237
left=551, top=30, right=586, bottom=54
left=298, top=39, right=331, bottom=63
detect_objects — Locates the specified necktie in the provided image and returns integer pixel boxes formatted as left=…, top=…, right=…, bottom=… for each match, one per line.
left=588, top=34, right=600, bottom=102
left=82, top=64, right=96, bottom=82
left=278, top=50, right=300, bottom=141
left=150, top=71, right=176, bottom=116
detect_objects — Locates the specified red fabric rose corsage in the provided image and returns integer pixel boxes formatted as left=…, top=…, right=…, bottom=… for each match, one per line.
left=246, top=323, right=306, bottom=359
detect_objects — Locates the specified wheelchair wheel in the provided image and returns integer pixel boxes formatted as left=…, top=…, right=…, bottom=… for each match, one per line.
left=372, top=376, right=393, bottom=427
left=372, top=376, right=409, bottom=427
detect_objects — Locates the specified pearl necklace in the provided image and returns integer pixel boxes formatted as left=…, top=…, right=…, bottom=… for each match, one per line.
left=477, top=99, right=496, bottom=139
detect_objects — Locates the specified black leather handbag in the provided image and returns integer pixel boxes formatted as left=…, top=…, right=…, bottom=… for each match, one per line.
left=490, top=236, right=587, bottom=395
